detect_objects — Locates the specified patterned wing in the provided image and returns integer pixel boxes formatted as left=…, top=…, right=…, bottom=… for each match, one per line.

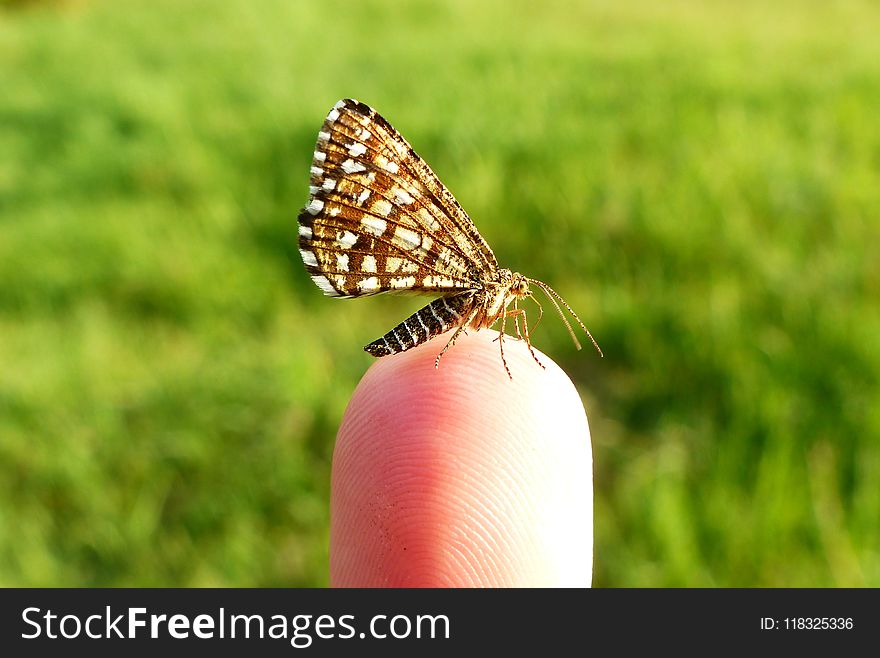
left=298, top=99, right=498, bottom=298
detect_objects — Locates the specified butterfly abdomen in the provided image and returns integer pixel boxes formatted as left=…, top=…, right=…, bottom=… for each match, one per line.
left=364, top=293, right=476, bottom=357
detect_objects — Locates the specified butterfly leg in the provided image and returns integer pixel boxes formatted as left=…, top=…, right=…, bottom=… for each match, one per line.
left=434, top=306, right=481, bottom=370
left=525, top=294, right=544, bottom=338
left=498, top=299, right=524, bottom=342
left=505, top=306, right=545, bottom=370
left=512, top=298, right=526, bottom=341
left=495, top=305, right=514, bottom=379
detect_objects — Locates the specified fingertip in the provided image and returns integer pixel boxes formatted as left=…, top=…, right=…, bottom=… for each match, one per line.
left=330, top=330, right=594, bottom=587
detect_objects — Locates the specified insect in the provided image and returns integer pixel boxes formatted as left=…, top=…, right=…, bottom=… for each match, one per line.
left=297, top=99, right=601, bottom=378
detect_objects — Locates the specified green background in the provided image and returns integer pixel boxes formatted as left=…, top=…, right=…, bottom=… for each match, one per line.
left=2, top=0, right=878, bottom=587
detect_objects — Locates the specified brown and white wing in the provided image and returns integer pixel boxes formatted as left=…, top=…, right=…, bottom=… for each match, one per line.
left=298, top=98, right=498, bottom=298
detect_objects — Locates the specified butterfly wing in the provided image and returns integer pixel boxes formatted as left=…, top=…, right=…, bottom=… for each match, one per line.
left=298, top=99, right=498, bottom=298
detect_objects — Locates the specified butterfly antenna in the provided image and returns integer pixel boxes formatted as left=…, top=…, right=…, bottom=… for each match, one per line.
left=528, top=279, right=603, bottom=357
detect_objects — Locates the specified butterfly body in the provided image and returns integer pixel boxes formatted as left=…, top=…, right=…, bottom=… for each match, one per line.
left=362, top=268, right=527, bottom=359
left=298, top=99, right=600, bottom=377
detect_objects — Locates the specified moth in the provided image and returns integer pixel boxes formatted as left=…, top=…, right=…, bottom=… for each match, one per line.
left=297, top=99, right=600, bottom=377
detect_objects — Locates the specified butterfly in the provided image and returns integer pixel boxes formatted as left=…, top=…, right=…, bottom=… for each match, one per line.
left=297, top=99, right=600, bottom=378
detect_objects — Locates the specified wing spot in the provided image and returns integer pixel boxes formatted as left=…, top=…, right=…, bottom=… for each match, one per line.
left=373, top=199, right=393, bottom=217
left=322, top=178, right=337, bottom=192
left=342, top=159, right=367, bottom=174
left=335, top=230, right=357, bottom=249
left=298, top=225, right=313, bottom=240
left=299, top=249, right=318, bottom=267
left=423, top=275, right=458, bottom=288
left=348, top=142, right=367, bottom=158
left=437, top=246, right=466, bottom=270
left=306, top=199, right=324, bottom=215
left=313, top=151, right=326, bottom=163
left=361, top=217, right=387, bottom=237
left=393, top=188, right=414, bottom=205
left=331, top=273, right=348, bottom=290
left=393, top=226, right=421, bottom=250
left=317, top=131, right=330, bottom=143
left=336, top=253, right=350, bottom=272
left=362, top=255, right=377, bottom=273
left=311, top=274, right=338, bottom=296
left=416, top=207, right=441, bottom=232
left=357, top=276, right=380, bottom=292
left=357, top=189, right=371, bottom=205
left=390, top=276, right=416, bottom=289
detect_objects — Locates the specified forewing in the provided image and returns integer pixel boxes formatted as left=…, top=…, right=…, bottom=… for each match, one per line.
left=298, top=99, right=498, bottom=298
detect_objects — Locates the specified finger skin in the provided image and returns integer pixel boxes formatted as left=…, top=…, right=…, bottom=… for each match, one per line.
left=330, top=329, right=593, bottom=587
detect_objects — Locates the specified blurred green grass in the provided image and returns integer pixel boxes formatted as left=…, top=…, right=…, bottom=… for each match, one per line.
left=1, top=0, right=878, bottom=586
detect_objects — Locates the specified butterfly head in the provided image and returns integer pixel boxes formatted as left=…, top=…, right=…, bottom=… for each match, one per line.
left=495, top=268, right=531, bottom=298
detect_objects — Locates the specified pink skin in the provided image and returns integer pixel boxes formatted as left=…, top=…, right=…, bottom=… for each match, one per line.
left=330, top=329, right=593, bottom=587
